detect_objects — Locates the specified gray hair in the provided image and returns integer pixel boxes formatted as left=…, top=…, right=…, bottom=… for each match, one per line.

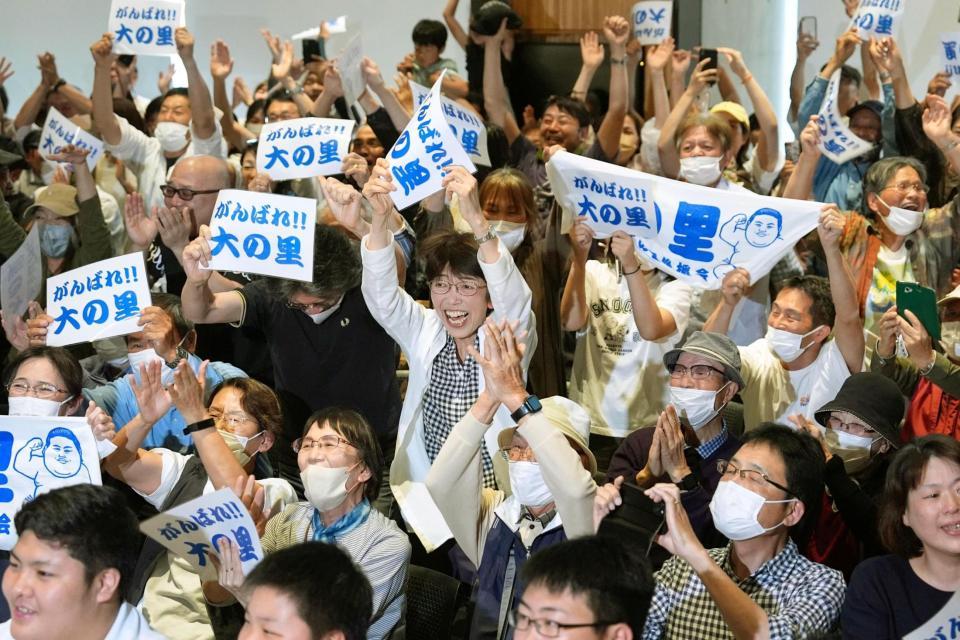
left=863, top=156, right=927, bottom=197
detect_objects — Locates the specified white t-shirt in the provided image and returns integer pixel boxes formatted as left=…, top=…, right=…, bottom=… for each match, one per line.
left=0, top=601, right=166, bottom=640
left=739, top=337, right=855, bottom=429
left=570, top=262, right=693, bottom=437
left=865, top=243, right=913, bottom=338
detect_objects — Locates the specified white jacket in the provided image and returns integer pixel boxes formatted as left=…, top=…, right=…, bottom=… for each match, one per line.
left=361, top=234, right=537, bottom=551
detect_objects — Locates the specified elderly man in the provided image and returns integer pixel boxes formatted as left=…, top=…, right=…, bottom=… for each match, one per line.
left=606, top=331, right=744, bottom=545
left=427, top=320, right=596, bottom=639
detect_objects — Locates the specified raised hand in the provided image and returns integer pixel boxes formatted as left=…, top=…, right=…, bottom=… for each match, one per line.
left=671, top=48, right=692, bottom=76
left=129, top=360, right=173, bottom=427
left=719, top=267, right=751, bottom=307
left=717, top=47, right=749, bottom=81
left=646, top=37, right=675, bottom=72
left=259, top=28, right=282, bottom=64
left=157, top=64, right=175, bottom=95
left=361, top=158, right=398, bottom=224
left=922, top=93, right=955, bottom=148
left=167, top=359, right=208, bottom=424
left=817, top=204, right=844, bottom=251
left=441, top=166, right=483, bottom=230
left=318, top=176, right=364, bottom=233
left=927, top=72, right=952, bottom=98
left=174, top=27, right=195, bottom=62
left=212, top=536, right=249, bottom=607
left=341, top=152, right=371, bottom=188
left=788, top=414, right=832, bottom=461
left=156, top=204, right=194, bottom=255
left=796, top=32, right=819, bottom=61
left=182, top=226, right=213, bottom=285
left=898, top=309, right=935, bottom=371
left=322, top=66, right=344, bottom=99
left=90, top=33, right=116, bottom=69
left=123, top=192, right=159, bottom=247
left=579, top=31, right=604, bottom=69
left=0, top=57, right=13, bottom=87
left=799, top=115, right=822, bottom=157
left=86, top=401, right=117, bottom=442
left=47, top=144, right=91, bottom=167
left=271, top=41, right=294, bottom=81
left=687, top=58, right=718, bottom=94
left=569, top=219, right=594, bottom=264
left=876, top=306, right=899, bottom=359
left=466, top=319, right=527, bottom=408
left=609, top=231, right=639, bottom=272
left=602, top=15, right=631, bottom=53
left=232, top=76, right=253, bottom=107
left=832, top=28, right=861, bottom=67
left=593, top=476, right=624, bottom=532
left=25, top=301, right=52, bottom=347
left=210, top=40, right=234, bottom=80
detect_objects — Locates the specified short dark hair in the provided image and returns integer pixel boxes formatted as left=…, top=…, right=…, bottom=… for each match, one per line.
left=273, top=224, right=361, bottom=301
left=150, top=292, right=195, bottom=340
left=14, top=485, right=141, bottom=596
left=778, top=275, right=835, bottom=328
left=420, top=230, right=484, bottom=283
left=412, top=19, right=448, bottom=49
left=264, top=92, right=298, bottom=117
left=544, top=95, right=591, bottom=128
left=117, top=54, right=136, bottom=67
left=840, top=64, right=862, bottom=88
left=520, top=536, right=654, bottom=636
left=163, top=87, right=190, bottom=102
left=44, top=426, right=82, bottom=451
left=741, top=423, right=826, bottom=544
left=22, top=129, right=42, bottom=153
left=144, top=95, right=164, bottom=127
left=113, top=97, right=146, bottom=133
left=0, top=136, right=26, bottom=170
left=245, top=542, right=372, bottom=640
left=4, top=346, right=84, bottom=397
left=208, top=377, right=283, bottom=436
left=879, top=435, right=960, bottom=557
left=302, top=407, right=384, bottom=501
left=246, top=99, right=266, bottom=124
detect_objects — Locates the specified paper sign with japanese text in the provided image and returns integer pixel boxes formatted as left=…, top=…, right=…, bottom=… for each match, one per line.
left=816, top=69, right=874, bottom=164
left=410, top=80, right=490, bottom=166
left=39, top=107, right=103, bottom=172
left=45, top=253, right=151, bottom=347
left=386, top=72, right=477, bottom=210
left=547, top=151, right=821, bottom=290
left=848, top=0, right=903, bottom=39
left=204, top=189, right=316, bottom=282
left=140, top=488, right=263, bottom=581
left=1, top=225, right=42, bottom=321
left=256, top=117, right=354, bottom=180
left=335, top=33, right=364, bottom=104
left=0, top=416, right=102, bottom=550
left=108, top=0, right=186, bottom=57
left=940, top=33, right=960, bottom=76
left=632, top=1, right=672, bottom=45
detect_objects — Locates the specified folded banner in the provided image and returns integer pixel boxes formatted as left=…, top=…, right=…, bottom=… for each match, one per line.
left=46, top=252, right=151, bottom=347
left=0, top=416, right=102, bottom=550
left=632, top=1, right=672, bottom=45
left=256, top=117, right=355, bottom=180
left=109, top=0, right=186, bottom=57
left=817, top=69, right=873, bottom=164
left=140, top=487, right=264, bottom=581
left=386, top=71, right=476, bottom=210
left=410, top=81, right=490, bottom=166
left=204, top=189, right=316, bottom=282
left=40, top=107, right=103, bottom=172
left=547, top=151, right=821, bottom=290
left=849, top=0, right=903, bottom=39
left=0, top=225, right=42, bottom=321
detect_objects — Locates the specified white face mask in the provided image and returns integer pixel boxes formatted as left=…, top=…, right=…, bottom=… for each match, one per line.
left=246, top=122, right=263, bottom=136
left=679, top=155, right=723, bottom=186
left=877, top=196, right=924, bottom=236
left=765, top=325, right=823, bottom=363
left=669, top=381, right=729, bottom=430
left=8, top=395, right=73, bottom=417
left=300, top=463, right=356, bottom=512
left=127, top=348, right=175, bottom=386
left=154, top=121, right=190, bottom=153
left=508, top=461, right=553, bottom=507
left=306, top=296, right=344, bottom=325
left=492, top=221, right=527, bottom=253
left=709, top=480, right=796, bottom=541
left=218, top=429, right=264, bottom=467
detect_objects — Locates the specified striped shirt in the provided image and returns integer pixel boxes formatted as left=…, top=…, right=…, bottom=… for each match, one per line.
left=262, top=502, right=411, bottom=640
left=642, top=539, right=845, bottom=639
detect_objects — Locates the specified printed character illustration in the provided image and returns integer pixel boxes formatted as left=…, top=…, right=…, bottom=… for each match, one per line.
left=713, top=207, right=783, bottom=279
left=13, top=427, right=91, bottom=501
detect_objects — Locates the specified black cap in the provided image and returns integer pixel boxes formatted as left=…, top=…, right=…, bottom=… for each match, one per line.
left=472, top=1, right=522, bottom=35
left=846, top=100, right=883, bottom=120
left=814, top=372, right=905, bottom=447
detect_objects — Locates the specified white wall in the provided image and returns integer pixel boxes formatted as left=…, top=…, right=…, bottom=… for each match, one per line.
left=1, top=0, right=469, bottom=116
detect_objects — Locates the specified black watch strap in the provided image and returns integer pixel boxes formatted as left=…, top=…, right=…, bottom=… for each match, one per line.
left=184, top=417, right=216, bottom=435
left=675, top=472, right=700, bottom=492
left=509, top=395, right=542, bottom=424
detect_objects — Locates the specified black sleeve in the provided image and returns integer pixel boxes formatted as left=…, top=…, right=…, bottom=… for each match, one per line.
left=366, top=107, right=401, bottom=150
left=895, top=103, right=947, bottom=207
left=605, top=429, right=652, bottom=484
left=824, top=455, right=883, bottom=556
left=237, top=280, right=271, bottom=332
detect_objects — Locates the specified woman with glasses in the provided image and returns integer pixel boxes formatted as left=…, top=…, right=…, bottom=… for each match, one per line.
left=208, top=407, right=410, bottom=640
left=103, top=361, right=295, bottom=640
left=790, top=372, right=904, bottom=578
left=361, top=161, right=535, bottom=557
left=3, top=346, right=84, bottom=417
left=841, top=435, right=960, bottom=638
left=562, top=218, right=693, bottom=472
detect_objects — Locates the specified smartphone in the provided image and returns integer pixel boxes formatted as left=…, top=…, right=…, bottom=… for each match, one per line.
left=800, top=16, right=817, bottom=40
left=301, top=38, right=324, bottom=63
left=785, top=141, right=801, bottom=163
left=896, top=282, right=941, bottom=340
left=597, top=481, right=668, bottom=556
left=700, top=47, right=718, bottom=72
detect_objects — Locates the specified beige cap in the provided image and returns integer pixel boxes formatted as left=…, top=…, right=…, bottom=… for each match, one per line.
left=24, top=183, right=79, bottom=218
left=498, top=396, right=596, bottom=476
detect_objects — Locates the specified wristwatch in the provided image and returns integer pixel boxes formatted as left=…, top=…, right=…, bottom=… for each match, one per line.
left=184, top=417, right=216, bottom=435
left=474, top=227, right=497, bottom=244
left=510, top=395, right=542, bottom=424
left=675, top=473, right=700, bottom=492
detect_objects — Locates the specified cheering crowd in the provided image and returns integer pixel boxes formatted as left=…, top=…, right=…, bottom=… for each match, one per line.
left=0, top=0, right=958, bottom=638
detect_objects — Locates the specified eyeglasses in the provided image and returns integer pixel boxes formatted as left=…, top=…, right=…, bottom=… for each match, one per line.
left=429, top=279, right=487, bottom=296
left=285, top=298, right=337, bottom=313
left=159, top=184, right=221, bottom=201
left=209, top=410, right=255, bottom=430
left=716, top=459, right=796, bottom=498
left=500, top=446, right=536, bottom=462
left=880, top=182, right=929, bottom=196
left=6, top=380, right=70, bottom=399
left=292, top=435, right=355, bottom=453
left=667, top=363, right=725, bottom=380
left=507, top=609, right=615, bottom=638
left=826, top=416, right=874, bottom=434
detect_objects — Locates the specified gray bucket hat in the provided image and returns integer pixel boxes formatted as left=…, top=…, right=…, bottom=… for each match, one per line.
left=663, top=331, right=745, bottom=390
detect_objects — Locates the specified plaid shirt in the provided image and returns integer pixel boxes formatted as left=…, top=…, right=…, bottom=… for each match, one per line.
left=421, top=335, right=496, bottom=488
left=696, top=424, right=729, bottom=460
left=642, top=539, right=845, bottom=639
